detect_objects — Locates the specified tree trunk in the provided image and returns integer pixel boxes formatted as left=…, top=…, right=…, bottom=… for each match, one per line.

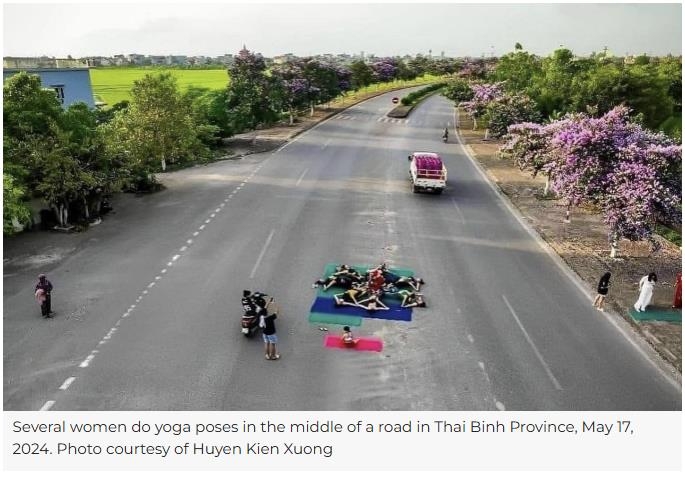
left=83, top=197, right=89, bottom=220
left=563, top=203, right=571, bottom=223
left=289, top=109, right=294, bottom=125
left=543, top=175, right=551, bottom=196
left=609, top=232, right=619, bottom=258
left=484, top=129, right=490, bottom=140
left=161, top=158, right=167, bottom=172
left=55, top=203, right=68, bottom=227
left=472, top=117, right=477, bottom=130
left=310, top=103, right=314, bottom=116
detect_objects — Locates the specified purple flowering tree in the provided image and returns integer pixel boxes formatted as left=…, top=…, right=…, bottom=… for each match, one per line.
left=543, top=106, right=680, bottom=256
left=370, top=58, right=398, bottom=83
left=501, top=106, right=681, bottom=257
left=460, top=82, right=505, bottom=130
left=500, top=122, right=555, bottom=195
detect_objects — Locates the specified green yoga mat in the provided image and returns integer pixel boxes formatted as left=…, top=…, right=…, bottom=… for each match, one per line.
left=316, top=263, right=415, bottom=298
left=308, top=312, right=363, bottom=327
left=628, top=308, right=682, bottom=323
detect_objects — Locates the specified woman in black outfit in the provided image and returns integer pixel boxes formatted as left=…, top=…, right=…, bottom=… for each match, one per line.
left=592, top=272, right=611, bottom=311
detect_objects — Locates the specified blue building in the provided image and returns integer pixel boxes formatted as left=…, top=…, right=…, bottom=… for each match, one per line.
left=3, top=58, right=95, bottom=108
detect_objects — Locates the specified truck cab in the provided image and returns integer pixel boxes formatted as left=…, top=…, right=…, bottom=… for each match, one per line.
left=407, top=152, right=447, bottom=194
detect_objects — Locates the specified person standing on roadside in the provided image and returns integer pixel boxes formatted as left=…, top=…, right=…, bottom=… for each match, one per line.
left=634, top=272, right=658, bottom=312
left=262, top=297, right=280, bottom=360
left=34, top=273, right=53, bottom=318
left=592, top=272, right=611, bottom=311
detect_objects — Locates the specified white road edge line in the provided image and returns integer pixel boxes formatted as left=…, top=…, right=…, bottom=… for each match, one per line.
left=296, top=168, right=309, bottom=187
left=39, top=401, right=55, bottom=411
left=249, top=229, right=275, bottom=279
left=453, top=107, right=682, bottom=391
left=59, top=377, right=76, bottom=390
left=502, top=294, right=563, bottom=391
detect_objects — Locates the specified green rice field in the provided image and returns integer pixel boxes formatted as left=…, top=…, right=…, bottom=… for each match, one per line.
left=90, top=68, right=229, bottom=106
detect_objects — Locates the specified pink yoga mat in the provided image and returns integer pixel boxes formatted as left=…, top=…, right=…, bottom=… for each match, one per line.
left=323, top=335, right=383, bottom=352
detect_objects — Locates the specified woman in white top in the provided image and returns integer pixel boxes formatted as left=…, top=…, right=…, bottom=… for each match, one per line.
left=634, top=272, right=657, bottom=312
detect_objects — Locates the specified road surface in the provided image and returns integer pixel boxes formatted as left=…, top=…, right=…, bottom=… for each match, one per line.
left=3, top=89, right=681, bottom=411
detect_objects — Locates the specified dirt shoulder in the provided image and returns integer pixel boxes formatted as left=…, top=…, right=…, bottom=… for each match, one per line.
left=455, top=109, right=682, bottom=374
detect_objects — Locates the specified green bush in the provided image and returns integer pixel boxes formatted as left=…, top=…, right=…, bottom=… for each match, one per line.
left=659, top=114, right=682, bottom=141
left=401, top=83, right=446, bottom=106
left=655, top=223, right=682, bottom=247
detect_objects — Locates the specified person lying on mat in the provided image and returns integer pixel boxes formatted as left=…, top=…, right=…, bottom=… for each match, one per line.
left=334, top=264, right=364, bottom=280
left=376, top=267, right=425, bottom=291
left=314, top=273, right=361, bottom=291
left=399, top=290, right=426, bottom=308
left=357, top=291, right=390, bottom=311
left=312, top=265, right=363, bottom=290
left=341, top=326, right=360, bottom=346
left=334, top=286, right=369, bottom=307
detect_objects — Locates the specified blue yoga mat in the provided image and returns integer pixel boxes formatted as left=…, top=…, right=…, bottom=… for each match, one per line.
left=310, top=296, right=412, bottom=322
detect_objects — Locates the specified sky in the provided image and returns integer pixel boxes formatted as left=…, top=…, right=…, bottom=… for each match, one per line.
left=2, top=1, right=682, bottom=58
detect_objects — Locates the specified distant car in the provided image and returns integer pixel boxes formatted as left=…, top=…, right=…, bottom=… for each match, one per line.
left=392, top=97, right=399, bottom=104
left=407, top=152, right=447, bottom=194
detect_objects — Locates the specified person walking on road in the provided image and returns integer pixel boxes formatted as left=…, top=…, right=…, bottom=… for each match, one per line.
left=34, top=273, right=53, bottom=318
left=634, top=272, right=658, bottom=312
left=261, top=298, right=280, bottom=360
left=592, top=272, right=611, bottom=311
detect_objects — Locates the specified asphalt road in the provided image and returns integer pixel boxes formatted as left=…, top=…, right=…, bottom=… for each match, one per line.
left=3, top=90, right=681, bottom=411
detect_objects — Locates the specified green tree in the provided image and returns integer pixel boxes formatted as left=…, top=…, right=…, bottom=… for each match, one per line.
left=226, top=47, right=281, bottom=132
left=621, top=64, right=673, bottom=129
left=3, top=172, right=32, bottom=234
left=442, top=77, right=473, bottom=103
left=484, top=93, right=542, bottom=138
left=349, top=60, right=373, bottom=91
left=3, top=72, right=62, bottom=141
left=102, top=72, right=210, bottom=190
left=490, top=49, right=542, bottom=94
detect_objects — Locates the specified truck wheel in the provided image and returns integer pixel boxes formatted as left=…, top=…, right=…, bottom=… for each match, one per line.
left=434, top=189, right=443, bottom=195
left=412, top=184, right=419, bottom=193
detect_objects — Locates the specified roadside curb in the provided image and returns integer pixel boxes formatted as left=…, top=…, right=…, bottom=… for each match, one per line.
left=452, top=108, right=682, bottom=388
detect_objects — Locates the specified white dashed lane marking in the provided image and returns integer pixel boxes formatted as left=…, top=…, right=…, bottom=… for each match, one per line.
left=186, top=239, right=193, bottom=244
left=39, top=401, right=55, bottom=411
left=79, top=354, right=96, bottom=368
left=193, top=231, right=199, bottom=236
left=249, top=229, right=275, bottom=279
left=296, top=168, right=308, bottom=187
left=59, top=377, right=76, bottom=390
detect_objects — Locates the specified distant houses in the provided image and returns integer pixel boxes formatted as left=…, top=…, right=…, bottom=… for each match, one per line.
left=81, top=53, right=236, bottom=67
